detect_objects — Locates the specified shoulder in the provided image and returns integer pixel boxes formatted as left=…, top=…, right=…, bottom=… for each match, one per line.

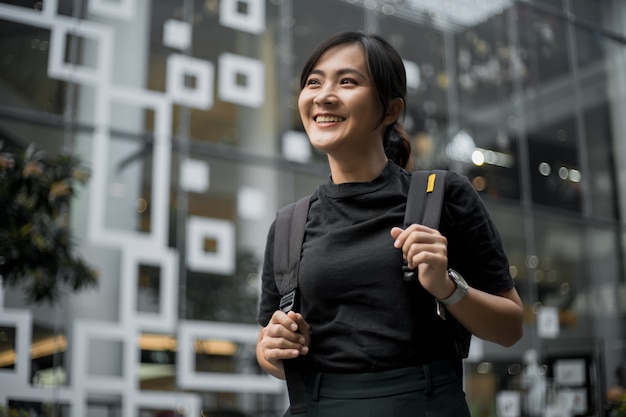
left=441, top=171, right=482, bottom=206
left=442, top=171, right=474, bottom=192
left=437, top=171, right=494, bottom=231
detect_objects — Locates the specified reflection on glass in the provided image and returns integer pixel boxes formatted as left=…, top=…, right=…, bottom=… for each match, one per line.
left=138, top=264, right=162, bottom=314
left=139, top=333, right=176, bottom=391
left=0, top=326, right=16, bottom=370
left=105, top=136, right=153, bottom=233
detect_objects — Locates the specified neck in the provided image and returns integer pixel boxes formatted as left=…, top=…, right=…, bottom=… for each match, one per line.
left=328, top=153, right=389, bottom=184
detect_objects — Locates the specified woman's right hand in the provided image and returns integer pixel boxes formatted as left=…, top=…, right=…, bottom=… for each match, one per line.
left=256, top=310, right=310, bottom=379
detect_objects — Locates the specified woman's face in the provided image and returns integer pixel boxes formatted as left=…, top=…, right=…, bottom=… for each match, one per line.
left=298, top=43, right=387, bottom=156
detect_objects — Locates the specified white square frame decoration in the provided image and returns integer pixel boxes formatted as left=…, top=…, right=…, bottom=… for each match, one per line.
left=403, top=59, right=421, bottom=90
left=88, top=0, right=136, bottom=20
left=72, top=322, right=136, bottom=392
left=166, top=54, right=214, bottom=110
left=87, top=90, right=172, bottom=249
left=218, top=53, right=265, bottom=108
left=219, top=0, right=265, bottom=35
left=282, top=130, right=311, bottom=163
left=0, top=311, right=32, bottom=389
left=180, top=158, right=210, bottom=193
left=237, top=186, right=266, bottom=220
left=48, top=20, right=113, bottom=85
left=186, top=216, right=235, bottom=275
left=120, top=246, right=179, bottom=333
left=163, top=19, right=192, bottom=51
left=176, top=321, right=283, bottom=393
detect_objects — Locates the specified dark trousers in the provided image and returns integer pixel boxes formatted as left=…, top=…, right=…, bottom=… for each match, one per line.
left=283, top=361, right=471, bottom=417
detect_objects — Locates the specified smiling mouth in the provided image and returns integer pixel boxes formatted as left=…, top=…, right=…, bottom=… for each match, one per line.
left=315, top=115, right=346, bottom=123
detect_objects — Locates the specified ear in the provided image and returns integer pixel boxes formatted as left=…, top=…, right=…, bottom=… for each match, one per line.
left=383, top=98, right=404, bottom=126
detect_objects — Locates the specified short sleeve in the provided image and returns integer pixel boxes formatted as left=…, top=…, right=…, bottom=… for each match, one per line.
left=440, top=172, right=515, bottom=295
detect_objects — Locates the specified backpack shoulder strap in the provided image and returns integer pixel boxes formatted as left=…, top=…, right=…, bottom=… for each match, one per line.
left=402, top=170, right=447, bottom=281
left=272, top=195, right=311, bottom=415
left=273, top=195, right=311, bottom=313
left=404, top=169, right=447, bottom=229
left=405, top=170, right=472, bottom=363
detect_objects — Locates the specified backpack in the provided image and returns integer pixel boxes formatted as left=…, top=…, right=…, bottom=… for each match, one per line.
left=272, top=169, right=470, bottom=414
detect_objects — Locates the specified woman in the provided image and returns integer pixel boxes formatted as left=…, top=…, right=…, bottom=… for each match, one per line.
left=256, top=31, right=523, bottom=416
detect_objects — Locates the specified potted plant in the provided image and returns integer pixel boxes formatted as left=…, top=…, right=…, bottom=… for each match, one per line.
left=0, top=142, right=97, bottom=304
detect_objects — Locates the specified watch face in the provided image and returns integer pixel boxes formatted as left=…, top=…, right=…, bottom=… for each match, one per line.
left=449, top=269, right=469, bottom=290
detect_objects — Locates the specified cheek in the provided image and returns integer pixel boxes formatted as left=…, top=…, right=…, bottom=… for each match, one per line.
left=297, top=94, right=308, bottom=119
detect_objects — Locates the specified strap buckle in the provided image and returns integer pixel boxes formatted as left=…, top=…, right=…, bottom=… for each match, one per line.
left=402, top=261, right=416, bottom=281
left=279, top=290, right=297, bottom=313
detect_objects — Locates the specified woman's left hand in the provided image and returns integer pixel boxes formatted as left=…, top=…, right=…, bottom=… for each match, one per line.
left=390, top=224, right=455, bottom=300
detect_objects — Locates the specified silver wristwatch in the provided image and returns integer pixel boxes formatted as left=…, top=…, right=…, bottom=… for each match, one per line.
left=437, top=269, right=469, bottom=306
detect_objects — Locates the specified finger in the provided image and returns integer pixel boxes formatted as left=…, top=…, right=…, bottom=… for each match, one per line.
left=269, top=310, right=299, bottom=332
left=390, top=226, right=404, bottom=242
left=266, top=322, right=306, bottom=345
left=263, top=346, right=301, bottom=361
left=290, top=313, right=311, bottom=345
left=288, top=311, right=309, bottom=329
left=261, top=326, right=306, bottom=357
left=405, top=237, right=448, bottom=269
left=393, top=224, right=438, bottom=248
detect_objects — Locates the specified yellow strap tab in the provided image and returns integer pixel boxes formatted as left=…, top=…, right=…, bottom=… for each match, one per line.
left=426, top=173, right=436, bottom=193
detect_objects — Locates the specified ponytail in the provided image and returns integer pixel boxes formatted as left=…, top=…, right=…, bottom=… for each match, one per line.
left=384, top=121, right=412, bottom=170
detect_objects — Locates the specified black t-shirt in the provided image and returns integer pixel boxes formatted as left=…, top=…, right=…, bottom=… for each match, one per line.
left=257, top=161, right=514, bottom=373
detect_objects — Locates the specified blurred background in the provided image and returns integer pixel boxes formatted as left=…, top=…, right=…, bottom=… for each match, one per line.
left=0, top=0, right=625, bottom=416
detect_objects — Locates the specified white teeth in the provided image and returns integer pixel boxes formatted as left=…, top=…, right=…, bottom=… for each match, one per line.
left=316, top=115, right=345, bottom=123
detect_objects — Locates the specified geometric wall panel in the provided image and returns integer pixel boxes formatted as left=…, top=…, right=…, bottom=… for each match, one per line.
left=186, top=216, right=235, bottom=275
left=218, top=53, right=265, bottom=108
left=166, top=54, right=214, bottom=110
left=219, top=0, right=265, bottom=35
left=0, top=1, right=281, bottom=415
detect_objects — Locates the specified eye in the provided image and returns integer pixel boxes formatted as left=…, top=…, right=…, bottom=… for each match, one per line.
left=340, top=78, right=357, bottom=85
left=305, top=77, right=321, bottom=86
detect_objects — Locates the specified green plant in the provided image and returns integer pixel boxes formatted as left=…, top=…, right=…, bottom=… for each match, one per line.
left=0, top=142, right=97, bottom=304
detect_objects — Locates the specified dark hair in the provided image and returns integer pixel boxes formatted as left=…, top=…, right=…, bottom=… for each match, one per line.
left=299, top=31, right=412, bottom=169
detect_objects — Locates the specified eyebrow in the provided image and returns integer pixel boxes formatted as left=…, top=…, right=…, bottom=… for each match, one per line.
left=308, top=67, right=368, bottom=80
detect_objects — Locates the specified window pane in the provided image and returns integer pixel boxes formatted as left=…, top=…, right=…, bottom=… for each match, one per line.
left=454, top=10, right=522, bottom=201
left=0, top=19, right=65, bottom=115
left=575, top=25, right=620, bottom=220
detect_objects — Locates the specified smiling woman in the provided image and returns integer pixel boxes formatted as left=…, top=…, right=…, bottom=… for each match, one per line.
left=297, top=33, right=409, bottom=182
left=256, top=31, right=523, bottom=417
left=297, top=42, right=400, bottom=178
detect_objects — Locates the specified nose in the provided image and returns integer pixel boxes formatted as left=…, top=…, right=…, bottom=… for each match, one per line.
left=313, top=84, right=337, bottom=106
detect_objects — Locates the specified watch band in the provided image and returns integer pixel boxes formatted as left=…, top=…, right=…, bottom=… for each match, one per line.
left=437, top=269, right=469, bottom=306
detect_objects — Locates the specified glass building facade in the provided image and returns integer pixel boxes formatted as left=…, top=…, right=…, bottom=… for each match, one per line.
left=0, top=0, right=625, bottom=416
